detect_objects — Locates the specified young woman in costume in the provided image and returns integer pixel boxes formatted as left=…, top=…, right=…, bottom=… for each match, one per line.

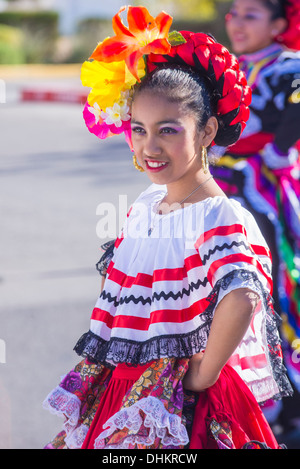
left=210, top=0, right=300, bottom=437
left=43, top=6, right=291, bottom=449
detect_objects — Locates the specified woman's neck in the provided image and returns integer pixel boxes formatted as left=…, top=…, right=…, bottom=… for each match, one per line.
left=238, top=42, right=283, bottom=63
left=161, top=174, right=224, bottom=213
left=238, top=42, right=283, bottom=84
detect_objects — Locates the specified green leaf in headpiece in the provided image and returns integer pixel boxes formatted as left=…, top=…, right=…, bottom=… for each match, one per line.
left=168, top=31, right=187, bottom=46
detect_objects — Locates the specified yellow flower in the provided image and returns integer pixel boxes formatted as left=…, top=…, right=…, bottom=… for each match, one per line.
left=81, top=57, right=145, bottom=110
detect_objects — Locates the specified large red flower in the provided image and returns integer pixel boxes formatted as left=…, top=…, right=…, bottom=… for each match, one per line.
left=90, top=5, right=173, bottom=81
left=276, top=0, right=300, bottom=50
left=147, top=31, right=252, bottom=142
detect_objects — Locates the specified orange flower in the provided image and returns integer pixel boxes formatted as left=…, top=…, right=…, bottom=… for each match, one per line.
left=90, top=5, right=173, bottom=81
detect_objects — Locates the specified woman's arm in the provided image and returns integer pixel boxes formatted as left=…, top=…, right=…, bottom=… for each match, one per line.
left=100, top=272, right=106, bottom=292
left=183, top=288, right=259, bottom=392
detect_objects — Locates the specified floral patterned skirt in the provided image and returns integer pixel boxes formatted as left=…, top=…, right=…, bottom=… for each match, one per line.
left=43, top=358, right=283, bottom=449
left=82, top=362, right=152, bottom=448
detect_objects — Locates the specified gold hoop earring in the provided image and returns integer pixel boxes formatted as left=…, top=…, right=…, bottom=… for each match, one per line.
left=132, top=154, right=144, bottom=172
left=201, top=146, right=209, bottom=174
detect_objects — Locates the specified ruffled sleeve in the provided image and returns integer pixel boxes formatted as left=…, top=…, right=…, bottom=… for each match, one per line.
left=96, top=240, right=116, bottom=277
left=194, top=197, right=292, bottom=403
left=195, top=197, right=273, bottom=297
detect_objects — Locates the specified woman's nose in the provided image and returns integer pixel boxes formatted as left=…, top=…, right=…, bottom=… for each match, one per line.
left=143, top=135, right=162, bottom=156
left=230, top=15, right=245, bottom=28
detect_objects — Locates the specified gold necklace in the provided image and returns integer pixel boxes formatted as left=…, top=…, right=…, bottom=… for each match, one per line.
left=148, top=175, right=213, bottom=236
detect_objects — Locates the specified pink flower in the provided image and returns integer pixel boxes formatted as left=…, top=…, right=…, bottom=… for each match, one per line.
left=83, top=102, right=133, bottom=150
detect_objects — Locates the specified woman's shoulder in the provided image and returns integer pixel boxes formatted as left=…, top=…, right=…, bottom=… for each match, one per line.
left=278, top=49, right=300, bottom=64
left=273, top=49, right=300, bottom=81
left=195, top=196, right=269, bottom=250
left=201, top=196, right=259, bottom=231
left=200, top=195, right=241, bottom=215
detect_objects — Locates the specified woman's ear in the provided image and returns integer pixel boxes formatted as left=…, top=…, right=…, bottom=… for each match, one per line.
left=201, top=116, right=218, bottom=148
left=271, top=17, right=288, bottom=39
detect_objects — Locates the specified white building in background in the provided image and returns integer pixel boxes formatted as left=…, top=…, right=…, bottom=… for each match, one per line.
left=1, top=0, right=126, bottom=34
left=49, top=0, right=126, bottom=35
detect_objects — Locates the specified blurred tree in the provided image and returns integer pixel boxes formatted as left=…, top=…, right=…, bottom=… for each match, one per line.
left=132, top=0, right=231, bottom=21
left=0, top=23, right=25, bottom=63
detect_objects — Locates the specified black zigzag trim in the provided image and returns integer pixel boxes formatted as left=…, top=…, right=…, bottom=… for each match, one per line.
left=74, top=268, right=293, bottom=402
left=100, top=276, right=210, bottom=308
left=201, top=240, right=250, bottom=265
left=201, top=240, right=271, bottom=274
left=98, top=241, right=271, bottom=309
left=101, top=290, right=151, bottom=307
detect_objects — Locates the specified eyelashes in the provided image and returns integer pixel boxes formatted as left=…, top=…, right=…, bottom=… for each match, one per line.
left=229, top=9, right=264, bottom=21
left=131, top=126, right=145, bottom=134
left=131, top=126, right=182, bottom=135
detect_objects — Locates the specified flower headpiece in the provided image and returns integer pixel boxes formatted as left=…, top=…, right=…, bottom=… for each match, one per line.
left=81, top=5, right=175, bottom=150
left=275, top=0, right=300, bottom=50
left=81, top=5, right=251, bottom=149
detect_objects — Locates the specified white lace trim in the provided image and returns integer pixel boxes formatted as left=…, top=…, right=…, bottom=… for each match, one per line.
left=65, top=424, right=89, bottom=449
left=43, top=385, right=88, bottom=449
left=247, top=375, right=280, bottom=404
left=94, top=396, right=189, bottom=449
left=43, top=386, right=81, bottom=425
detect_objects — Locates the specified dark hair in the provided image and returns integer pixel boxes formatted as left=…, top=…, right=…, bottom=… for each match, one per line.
left=259, top=0, right=287, bottom=19
left=133, top=65, right=240, bottom=147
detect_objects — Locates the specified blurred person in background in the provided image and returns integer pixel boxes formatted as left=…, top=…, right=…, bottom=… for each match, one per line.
left=210, top=0, right=300, bottom=444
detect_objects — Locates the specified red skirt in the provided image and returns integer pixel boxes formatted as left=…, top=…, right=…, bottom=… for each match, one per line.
left=82, top=362, right=279, bottom=449
left=82, top=362, right=150, bottom=449
left=189, top=365, right=279, bottom=449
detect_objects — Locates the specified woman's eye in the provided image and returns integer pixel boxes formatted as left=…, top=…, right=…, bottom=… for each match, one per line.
left=245, top=14, right=259, bottom=20
left=160, top=127, right=178, bottom=134
left=229, top=10, right=259, bottom=21
left=131, top=126, right=145, bottom=134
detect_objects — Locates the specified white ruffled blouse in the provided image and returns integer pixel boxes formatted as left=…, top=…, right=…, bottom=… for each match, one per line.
left=75, top=183, right=290, bottom=404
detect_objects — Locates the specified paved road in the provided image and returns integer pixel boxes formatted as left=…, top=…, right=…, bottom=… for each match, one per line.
left=0, top=77, right=148, bottom=448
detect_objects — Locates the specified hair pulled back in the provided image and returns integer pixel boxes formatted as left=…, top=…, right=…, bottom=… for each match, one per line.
left=138, top=31, right=252, bottom=147
left=262, top=0, right=286, bottom=18
left=259, top=0, right=300, bottom=49
left=133, top=66, right=217, bottom=138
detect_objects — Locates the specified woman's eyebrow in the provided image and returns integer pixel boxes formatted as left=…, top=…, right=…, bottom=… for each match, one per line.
left=157, top=119, right=182, bottom=125
left=131, top=119, right=182, bottom=126
left=243, top=7, right=265, bottom=13
left=131, top=119, right=144, bottom=125
left=232, top=5, right=264, bottom=13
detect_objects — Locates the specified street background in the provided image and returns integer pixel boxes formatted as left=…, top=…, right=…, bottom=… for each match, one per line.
left=0, top=70, right=148, bottom=448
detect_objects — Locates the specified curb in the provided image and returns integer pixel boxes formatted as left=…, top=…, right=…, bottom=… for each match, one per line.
left=0, top=63, right=82, bottom=80
left=1, top=63, right=89, bottom=104
left=21, top=88, right=88, bottom=104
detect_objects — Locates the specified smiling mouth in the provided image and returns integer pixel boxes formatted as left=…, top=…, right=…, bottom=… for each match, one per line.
left=232, top=33, right=247, bottom=41
left=145, top=160, right=169, bottom=172
left=147, top=161, right=167, bottom=168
